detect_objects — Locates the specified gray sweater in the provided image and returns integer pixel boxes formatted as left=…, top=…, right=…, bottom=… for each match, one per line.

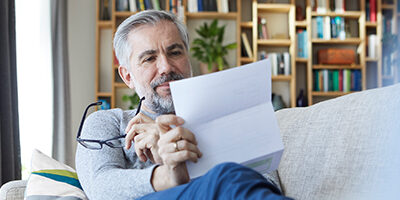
left=75, top=108, right=159, bottom=200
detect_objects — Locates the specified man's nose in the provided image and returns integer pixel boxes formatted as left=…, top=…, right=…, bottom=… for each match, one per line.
left=157, top=54, right=173, bottom=75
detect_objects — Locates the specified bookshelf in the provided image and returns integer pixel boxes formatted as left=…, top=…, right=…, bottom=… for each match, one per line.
left=95, top=0, right=400, bottom=109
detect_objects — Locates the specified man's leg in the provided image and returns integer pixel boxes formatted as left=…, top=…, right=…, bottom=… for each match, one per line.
left=139, top=162, right=292, bottom=200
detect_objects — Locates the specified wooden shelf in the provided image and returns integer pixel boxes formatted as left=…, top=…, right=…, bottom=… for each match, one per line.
left=313, top=64, right=361, bottom=70
left=365, top=22, right=377, bottom=27
left=186, top=12, right=237, bottom=19
left=311, top=38, right=361, bottom=44
left=115, top=11, right=137, bottom=17
left=311, top=11, right=361, bottom=18
left=311, top=91, right=354, bottom=96
left=366, top=57, right=378, bottom=62
left=98, top=21, right=112, bottom=28
left=295, top=21, right=307, bottom=27
left=257, top=4, right=291, bottom=12
left=382, top=4, right=395, bottom=10
left=240, top=22, right=253, bottom=28
left=272, top=75, right=292, bottom=81
left=240, top=57, right=254, bottom=63
left=97, top=92, right=112, bottom=97
left=296, top=57, right=308, bottom=63
left=114, top=82, right=127, bottom=88
left=258, top=39, right=291, bottom=46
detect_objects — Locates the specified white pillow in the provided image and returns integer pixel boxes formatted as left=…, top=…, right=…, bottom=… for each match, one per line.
left=25, top=149, right=88, bottom=200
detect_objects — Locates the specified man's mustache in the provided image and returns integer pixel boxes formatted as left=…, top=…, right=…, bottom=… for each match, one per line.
left=150, top=72, right=184, bottom=91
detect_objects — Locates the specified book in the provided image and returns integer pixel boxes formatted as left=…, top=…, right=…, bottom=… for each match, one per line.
left=317, top=0, right=327, bottom=13
left=129, top=0, right=137, bottom=12
left=312, top=18, right=318, bottom=38
left=316, top=17, right=324, bottom=39
left=277, top=53, right=284, bottom=75
left=228, top=0, right=236, bottom=12
left=368, top=34, right=377, bottom=58
left=366, top=2, right=370, bottom=21
left=241, top=33, right=253, bottom=58
left=221, top=0, right=229, bottom=13
left=117, top=0, right=129, bottom=11
left=217, top=0, right=222, bottom=12
left=314, top=70, right=320, bottom=91
left=331, top=17, right=337, bottom=38
left=370, top=0, right=376, bottom=22
left=335, top=0, right=345, bottom=13
left=333, top=70, right=339, bottom=91
left=144, top=0, right=153, bottom=9
left=283, top=52, right=290, bottom=76
left=323, top=69, right=329, bottom=92
left=139, top=0, right=145, bottom=11
left=152, top=0, right=161, bottom=10
left=323, top=16, right=331, bottom=40
left=268, top=53, right=278, bottom=76
left=197, top=0, right=203, bottom=11
left=188, top=0, right=197, bottom=12
left=339, top=69, right=343, bottom=91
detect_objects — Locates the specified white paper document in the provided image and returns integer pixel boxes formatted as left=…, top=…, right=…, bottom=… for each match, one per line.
left=170, top=59, right=284, bottom=179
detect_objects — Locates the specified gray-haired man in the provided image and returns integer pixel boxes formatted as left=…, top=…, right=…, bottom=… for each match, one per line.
left=76, top=10, right=291, bottom=200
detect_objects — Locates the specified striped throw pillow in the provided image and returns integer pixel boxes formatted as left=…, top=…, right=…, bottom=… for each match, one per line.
left=25, top=149, right=88, bottom=200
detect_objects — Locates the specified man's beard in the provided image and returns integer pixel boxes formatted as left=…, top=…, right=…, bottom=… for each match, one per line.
left=145, top=72, right=184, bottom=114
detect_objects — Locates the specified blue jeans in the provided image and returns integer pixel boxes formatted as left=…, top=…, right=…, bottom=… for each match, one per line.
left=138, top=162, right=293, bottom=200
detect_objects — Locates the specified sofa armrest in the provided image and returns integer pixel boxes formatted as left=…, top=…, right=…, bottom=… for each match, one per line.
left=0, top=180, right=27, bottom=200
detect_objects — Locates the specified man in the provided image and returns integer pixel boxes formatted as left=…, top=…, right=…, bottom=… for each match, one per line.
left=76, top=10, right=291, bottom=200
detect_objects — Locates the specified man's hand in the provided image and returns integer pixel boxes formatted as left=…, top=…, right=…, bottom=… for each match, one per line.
left=125, top=113, right=162, bottom=164
left=151, top=115, right=202, bottom=191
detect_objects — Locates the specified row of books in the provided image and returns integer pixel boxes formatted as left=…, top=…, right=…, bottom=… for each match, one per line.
left=259, top=52, right=291, bottom=76
left=312, top=0, right=346, bottom=13
left=366, top=0, right=377, bottom=22
left=297, top=30, right=308, bottom=58
left=187, top=0, right=236, bottom=13
left=312, top=16, right=346, bottom=40
left=169, top=0, right=185, bottom=21
left=258, top=17, right=269, bottom=40
left=116, top=0, right=162, bottom=12
left=313, top=69, right=362, bottom=92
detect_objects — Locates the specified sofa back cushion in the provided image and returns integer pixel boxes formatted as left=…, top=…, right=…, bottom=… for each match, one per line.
left=276, top=83, right=400, bottom=200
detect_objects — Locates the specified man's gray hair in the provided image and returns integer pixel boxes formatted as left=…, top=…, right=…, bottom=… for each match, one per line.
left=113, top=10, right=189, bottom=67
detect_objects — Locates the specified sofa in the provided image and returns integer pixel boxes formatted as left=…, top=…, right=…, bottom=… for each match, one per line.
left=1, top=83, right=399, bottom=200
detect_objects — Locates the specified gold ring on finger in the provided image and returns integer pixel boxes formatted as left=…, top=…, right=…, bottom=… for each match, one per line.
left=174, top=141, right=179, bottom=152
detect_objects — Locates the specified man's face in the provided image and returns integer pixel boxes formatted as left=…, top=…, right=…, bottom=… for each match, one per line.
left=125, top=20, right=192, bottom=114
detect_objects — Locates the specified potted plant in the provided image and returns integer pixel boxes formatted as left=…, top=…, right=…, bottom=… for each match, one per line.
left=122, top=92, right=140, bottom=109
left=191, top=19, right=237, bottom=74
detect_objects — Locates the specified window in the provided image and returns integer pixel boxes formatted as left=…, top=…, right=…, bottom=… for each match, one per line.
left=15, top=0, right=53, bottom=179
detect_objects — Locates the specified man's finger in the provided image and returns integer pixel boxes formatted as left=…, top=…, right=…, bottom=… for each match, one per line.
left=158, top=127, right=197, bottom=145
left=155, top=115, right=185, bottom=133
left=125, top=123, right=156, bottom=149
left=125, top=113, right=154, bottom=133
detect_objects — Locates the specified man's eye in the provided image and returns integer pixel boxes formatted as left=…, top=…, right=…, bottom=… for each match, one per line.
left=169, top=51, right=182, bottom=56
left=144, top=56, right=155, bottom=62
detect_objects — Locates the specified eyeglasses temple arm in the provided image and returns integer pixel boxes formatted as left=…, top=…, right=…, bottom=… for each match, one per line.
left=77, top=101, right=102, bottom=138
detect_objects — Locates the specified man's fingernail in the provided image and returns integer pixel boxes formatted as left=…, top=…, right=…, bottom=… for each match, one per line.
left=177, top=117, right=184, bottom=124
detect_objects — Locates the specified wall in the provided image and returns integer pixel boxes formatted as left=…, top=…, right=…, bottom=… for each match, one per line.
left=68, top=0, right=96, bottom=165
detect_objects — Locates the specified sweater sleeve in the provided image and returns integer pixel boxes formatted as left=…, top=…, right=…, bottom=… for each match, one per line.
left=75, top=109, right=157, bottom=200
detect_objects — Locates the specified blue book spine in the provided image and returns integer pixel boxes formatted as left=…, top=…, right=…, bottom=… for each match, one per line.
left=297, top=31, right=303, bottom=58
left=197, top=0, right=203, bottom=11
left=331, top=18, right=337, bottom=38
left=366, top=2, right=370, bottom=21
left=317, top=17, right=324, bottom=39
left=303, top=30, right=308, bottom=58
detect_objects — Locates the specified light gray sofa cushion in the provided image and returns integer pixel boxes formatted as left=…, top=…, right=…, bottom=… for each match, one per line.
left=0, top=180, right=26, bottom=200
left=275, top=83, right=400, bottom=200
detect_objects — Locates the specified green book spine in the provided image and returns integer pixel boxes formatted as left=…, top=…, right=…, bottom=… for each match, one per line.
left=152, top=0, right=160, bottom=10
left=314, top=70, right=319, bottom=91
left=333, top=70, right=339, bottom=91
left=346, top=70, right=351, bottom=92
left=328, top=70, right=333, bottom=91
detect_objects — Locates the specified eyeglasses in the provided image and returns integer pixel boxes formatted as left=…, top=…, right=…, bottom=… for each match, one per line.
left=76, top=97, right=145, bottom=150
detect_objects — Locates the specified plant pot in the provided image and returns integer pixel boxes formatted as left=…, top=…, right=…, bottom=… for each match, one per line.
left=200, top=63, right=219, bottom=74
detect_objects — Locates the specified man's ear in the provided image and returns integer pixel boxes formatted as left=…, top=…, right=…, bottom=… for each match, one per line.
left=118, top=65, right=135, bottom=89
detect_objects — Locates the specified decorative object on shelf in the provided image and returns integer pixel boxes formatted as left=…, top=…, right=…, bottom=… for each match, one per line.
left=122, top=92, right=141, bottom=109
left=98, top=99, right=111, bottom=110
left=100, top=0, right=111, bottom=20
left=317, top=49, right=355, bottom=64
left=296, top=6, right=305, bottom=21
left=272, top=93, right=286, bottom=111
left=296, top=89, right=308, bottom=107
left=191, top=19, right=237, bottom=73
